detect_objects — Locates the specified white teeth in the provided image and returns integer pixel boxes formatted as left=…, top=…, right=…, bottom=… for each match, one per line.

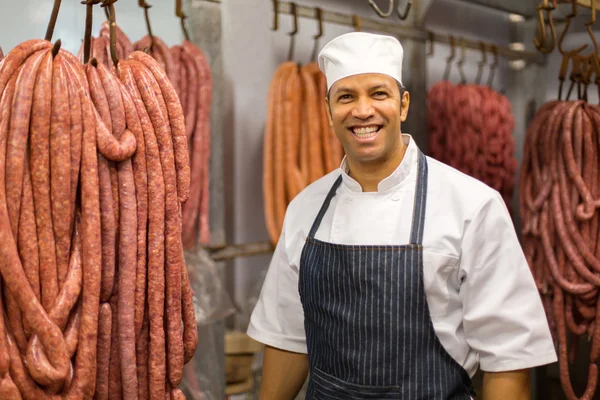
left=352, top=126, right=379, bottom=138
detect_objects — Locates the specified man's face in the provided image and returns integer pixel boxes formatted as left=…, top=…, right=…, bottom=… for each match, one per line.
left=325, top=73, right=409, bottom=165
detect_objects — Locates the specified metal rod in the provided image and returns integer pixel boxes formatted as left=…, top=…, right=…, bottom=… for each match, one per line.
left=83, top=1, right=94, bottom=64
left=45, top=0, right=63, bottom=41
left=209, top=241, right=274, bottom=262
left=103, top=0, right=119, bottom=68
left=276, top=1, right=546, bottom=65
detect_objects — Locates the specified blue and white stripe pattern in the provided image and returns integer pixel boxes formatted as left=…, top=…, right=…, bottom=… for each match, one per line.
left=299, top=151, right=475, bottom=399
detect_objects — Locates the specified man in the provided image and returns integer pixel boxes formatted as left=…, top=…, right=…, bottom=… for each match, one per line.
left=247, top=32, right=557, bottom=399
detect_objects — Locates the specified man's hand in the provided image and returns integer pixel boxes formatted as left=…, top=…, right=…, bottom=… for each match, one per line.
left=258, top=345, right=309, bottom=400
left=482, top=369, right=530, bottom=400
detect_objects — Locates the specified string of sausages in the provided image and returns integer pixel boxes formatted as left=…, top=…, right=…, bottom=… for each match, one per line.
left=80, top=25, right=213, bottom=251
left=263, top=61, right=343, bottom=245
left=520, top=99, right=600, bottom=399
left=428, top=81, right=517, bottom=208
left=170, top=40, right=212, bottom=250
left=0, top=37, right=197, bottom=399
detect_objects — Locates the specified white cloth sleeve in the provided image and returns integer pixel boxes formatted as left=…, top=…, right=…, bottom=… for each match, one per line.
left=246, top=223, right=308, bottom=354
left=458, top=191, right=557, bottom=372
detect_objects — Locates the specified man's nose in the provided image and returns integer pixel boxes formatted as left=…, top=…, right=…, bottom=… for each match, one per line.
left=351, top=97, right=375, bottom=119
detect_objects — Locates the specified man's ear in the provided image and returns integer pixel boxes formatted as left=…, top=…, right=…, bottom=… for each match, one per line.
left=400, top=90, right=410, bottom=122
left=325, top=97, right=333, bottom=126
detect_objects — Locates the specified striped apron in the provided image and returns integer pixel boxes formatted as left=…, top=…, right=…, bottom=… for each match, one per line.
left=298, top=151, right=475, bottom=399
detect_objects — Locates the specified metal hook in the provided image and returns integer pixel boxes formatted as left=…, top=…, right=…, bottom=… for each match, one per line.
left=566, top=52, right=586, bottom=100
left=138, top=0, right=155, bottom=51
left=427, top=32, right=434, bottom=57
left=311, top=8, right=324, bottom=62
left=443, top=35, right=455, bottom=81
left=475, top=42, right=487, bottom=85
left=272, top=0, right=279, bottom=31
left=45, top=0, right=64, bottom=41
left=353, top=15, right=362, bottom=32
left=396, top=0, right=412, bottom=20
left=287, top=2, right=298, bottom=61
left=456, top=39, right=467, bottom=84
left=176, top=0, right=190, bottom=41
left=533, top=0, right=556, bottom=54
left=101, top=0, right=119, bottom=68
left=368, top=0, right=394, bottom=18
left=585, top=0, right=598, bottom=55
left=557, top=0, right=587, bottom=100
left=488, top=44, right=498, bottom=88
left=80, top=0, right=103, bottom=63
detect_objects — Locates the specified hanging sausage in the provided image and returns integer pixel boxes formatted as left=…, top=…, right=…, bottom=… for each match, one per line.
left=520, top=4, right=600, bottom=392
left=172, top=39, right=213, bottom=249
left=263, top=60, right=344, bottom=245
left=0, top=0, right=198, bottom=397
left=427, top=40, right=517, bottom=209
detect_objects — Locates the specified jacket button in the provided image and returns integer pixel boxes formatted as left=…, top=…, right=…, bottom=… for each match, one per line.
left=392, top=194, right=400, bottom=201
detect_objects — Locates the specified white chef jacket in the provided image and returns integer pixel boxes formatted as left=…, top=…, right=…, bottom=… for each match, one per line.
left=247, top=134, right=557, bottom=377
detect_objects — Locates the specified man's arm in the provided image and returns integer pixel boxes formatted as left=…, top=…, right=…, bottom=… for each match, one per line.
left=258, top=345, right=309, bottom=400
left=482, top=369, right=530, bottom=400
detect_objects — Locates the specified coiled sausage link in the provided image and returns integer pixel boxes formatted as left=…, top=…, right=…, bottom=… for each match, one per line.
left=129, top=60, right=184, bottom=389
left=129, top=51, right=190, bottom=204
left=0, top=58, right=71, bottom=395
left=61, top=55, right=102, bottom=400
left=118, top=60, right=166, bottom=400
left=96, top=61, right=139, bottom=400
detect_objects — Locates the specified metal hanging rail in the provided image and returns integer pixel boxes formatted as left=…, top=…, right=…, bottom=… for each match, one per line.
left=208, top=241, right=275, bottom=261
left=276, top=1, right=546, bottom=65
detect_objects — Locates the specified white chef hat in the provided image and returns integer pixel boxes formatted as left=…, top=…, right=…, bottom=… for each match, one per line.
left=317, top=32, right=404, bottom=91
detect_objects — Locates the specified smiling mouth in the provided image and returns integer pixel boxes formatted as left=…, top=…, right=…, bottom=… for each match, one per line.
left=350, top=125, right=382, bottom=139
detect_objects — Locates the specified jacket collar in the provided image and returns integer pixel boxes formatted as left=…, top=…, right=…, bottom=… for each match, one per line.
left=339, top=134, right=418, bottom=193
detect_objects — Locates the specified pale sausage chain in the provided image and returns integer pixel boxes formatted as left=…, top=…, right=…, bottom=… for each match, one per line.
left=263, top=60, right=344, bottom=246
left=0, top=7, right=199, bottom=399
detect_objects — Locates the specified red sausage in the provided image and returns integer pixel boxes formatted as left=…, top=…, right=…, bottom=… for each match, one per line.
left=129, top=51, right=190, bottom=204
left=181, top=256, right=198, bottom=364
left=0, top=39, right=52, bottom=95
left=49, top=52, right=72, bottom=289
left=96, top=60, right=139, bottom=400
left=86, top=64, right=117, bottom=304
left=108, top=293, right=122, bottom=400
left=130, top=61, right=184, bottom=387
left=95, top=303, right=112, bottom=400
left=0, top=52, right=71, bottom=385
left=61, top=55, right=103, bottom=400
left=118, top=59, right=166, bottom=400
left=117, top=76, right=148, bottom=340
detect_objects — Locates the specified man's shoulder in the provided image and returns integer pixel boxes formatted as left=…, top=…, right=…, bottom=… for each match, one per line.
left=425, top=156, right=504, bottom=216
left=286, top=169, right=342, bottom=216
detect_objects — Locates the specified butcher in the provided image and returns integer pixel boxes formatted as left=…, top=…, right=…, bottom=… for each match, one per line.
left=247, top=31, right=557, bottom=399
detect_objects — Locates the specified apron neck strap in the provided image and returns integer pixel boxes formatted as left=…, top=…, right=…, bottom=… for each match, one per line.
left=307, top=151, right=429, bottom=243
left=308, top=175, right=343, bottom=239
left=409, top=150, right=428, bottom=246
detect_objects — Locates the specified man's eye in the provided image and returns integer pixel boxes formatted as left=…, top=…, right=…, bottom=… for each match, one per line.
left=373, top=91, right=387, bottom=97
left=338, top=94, right=352, bottom=100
